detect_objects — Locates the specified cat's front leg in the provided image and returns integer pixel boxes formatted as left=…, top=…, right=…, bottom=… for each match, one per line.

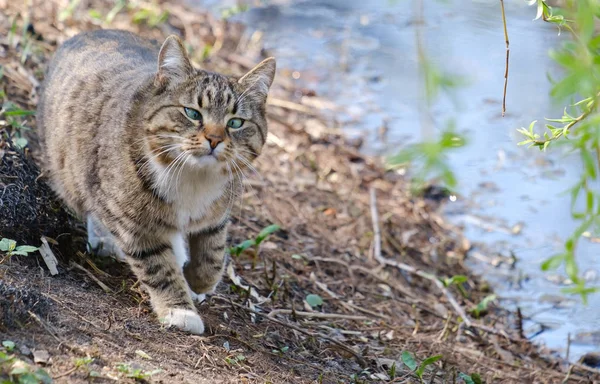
left=124, top=239, right=204, bottom=334
left=183, top=222, right=228, bottom=299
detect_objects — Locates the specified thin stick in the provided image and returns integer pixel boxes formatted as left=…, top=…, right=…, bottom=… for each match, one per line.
left=267, top=309, right=369, bottom=321
left=566, top=332, right=571, bottom=363
left=213, top=296, right=368, bottom=367
left=71, top=262, right=113, bottom=293
left=52, top=366, right=78, bottom=380
left=369, top=187, right=382, bottom=262
left=500, top=0, right=510, bottom=116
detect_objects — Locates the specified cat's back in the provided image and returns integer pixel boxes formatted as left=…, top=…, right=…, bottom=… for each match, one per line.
left=46, top=29, right=160, bottom=80
left=37, top=30, right=161, bottom=216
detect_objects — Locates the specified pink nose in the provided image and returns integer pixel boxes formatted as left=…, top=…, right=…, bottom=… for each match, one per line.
left=204, top=134, right=223, bottom=149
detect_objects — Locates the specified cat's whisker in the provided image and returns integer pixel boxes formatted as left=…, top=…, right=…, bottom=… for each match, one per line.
left=157, top=151, right=187, bottom=193
left=230, top=158, right=257, bottom=204
left=166, top=151, right=190, bottom=195
left=137, top=144, right=182, bottom=176
left=173, top=152, right=191, bottom=193
left=219, top=163, right=237, bottom=224
left=235, top=154, right=262, bottom=181
left=136, top=145, right=181, bottom=176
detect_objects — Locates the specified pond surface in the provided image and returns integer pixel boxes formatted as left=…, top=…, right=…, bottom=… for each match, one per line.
left=194, top=0, right=599, bottom=361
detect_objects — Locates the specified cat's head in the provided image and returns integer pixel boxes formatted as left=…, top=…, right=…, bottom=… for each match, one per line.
left=139, top=35, right=275, bottom=172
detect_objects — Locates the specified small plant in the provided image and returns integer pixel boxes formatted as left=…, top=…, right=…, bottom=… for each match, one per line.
left=229, top=224, right=281, bottom=257
left=470, top=294, right=496, bottom=319
left=459, top=372, right=483, bottom=384
left=2, top=341, right=15, bottom=352
left=271, top=346, right=289, bottom=356
left=401, top=351, right=443, bottom=382
left=441, top=275, right=468, bottom=297
left=116, top=363, right=161, bottom=380
left=388, top=362, right=397, bottom=380
left=0, top=238, right=39, bottom=258
left=224, top=354, right=246, bottom=365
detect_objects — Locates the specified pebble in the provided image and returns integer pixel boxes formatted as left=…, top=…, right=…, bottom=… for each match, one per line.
left=18, top=344, right=32, bottom=357
left=33, top=349, right=50, bottom=365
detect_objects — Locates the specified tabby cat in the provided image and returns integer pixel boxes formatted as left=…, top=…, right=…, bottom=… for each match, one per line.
left=36, top=29, right=276, bottom=334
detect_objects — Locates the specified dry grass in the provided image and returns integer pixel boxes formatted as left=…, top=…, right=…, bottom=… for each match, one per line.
left=1, top=0, right=599, bottom=383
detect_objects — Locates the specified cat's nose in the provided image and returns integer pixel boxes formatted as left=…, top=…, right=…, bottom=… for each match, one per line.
left=204, top=134, right=223, bottom=149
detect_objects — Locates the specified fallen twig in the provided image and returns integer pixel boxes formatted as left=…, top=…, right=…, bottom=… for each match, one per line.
left=369, top=187, right=382, bottom=262
left=70, top=261, right=113, bottom=293
left=213, top=295, right=368, bottom=367
left=500, top=0, right=510, bottom=116
left=267, top=309, right=369, bottom=321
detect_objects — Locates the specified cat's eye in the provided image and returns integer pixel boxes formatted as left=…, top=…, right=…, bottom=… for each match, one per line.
left=227, top=118, right=244, bottom=129
left=184, top=107, right=202, bottom=122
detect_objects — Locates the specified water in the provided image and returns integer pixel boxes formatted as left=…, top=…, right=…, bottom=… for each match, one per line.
left=194, top=0, right=599, bottom=361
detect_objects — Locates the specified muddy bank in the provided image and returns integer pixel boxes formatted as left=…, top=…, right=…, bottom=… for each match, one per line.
left=0, top=0, right=598, bottom=383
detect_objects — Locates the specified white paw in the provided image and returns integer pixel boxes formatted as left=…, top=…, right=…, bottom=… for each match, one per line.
left=189, top=292, right=206, bottom=303
left=161, top=309, right=204, bottom=335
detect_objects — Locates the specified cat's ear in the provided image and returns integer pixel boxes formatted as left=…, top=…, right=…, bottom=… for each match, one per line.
left=155, top=35, right=194, bottom=87
left=238, top=57, right=276, bottom=100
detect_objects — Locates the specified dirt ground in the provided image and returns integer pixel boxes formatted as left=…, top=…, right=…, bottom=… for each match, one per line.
left=1, top=0, right=599, bottom=383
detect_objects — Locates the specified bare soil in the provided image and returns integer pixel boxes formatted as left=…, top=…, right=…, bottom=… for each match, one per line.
left=1, top=0, right=599, bottom=383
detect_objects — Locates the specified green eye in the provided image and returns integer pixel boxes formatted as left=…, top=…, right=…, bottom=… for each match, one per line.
left=184, top=107, right=202, bottom=121
left=227, top=118, right=244, bottom=129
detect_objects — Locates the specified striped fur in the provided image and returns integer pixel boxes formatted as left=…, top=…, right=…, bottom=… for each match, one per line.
left=37, top=30, right=275, bottom=334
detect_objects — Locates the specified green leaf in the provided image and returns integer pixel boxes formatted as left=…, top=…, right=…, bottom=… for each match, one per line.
left=581, top=149, right=597, bottom=179
left=15, top=245, right=38, bottom=253
left=18, top=373, right=40, bottom=384
left=14, top=137, right=28, bottom=149
left=541, top=254, right=565, bottom=271
left=458, top=372, right=476, bottom=384
left=229, top=239, right=255, bottom=256
left=416, top=355, right=442, bottom=378
left=2, top=109, right=35, bottom=116
left=470, top=373, right=483, bottom=384
left=442, top=275, right=468, bottom=287
left=305, top=294, right=323, bottom=308
left=33, top=368, right=52, bottom=384
left=9, top=366, right=30, bottom=376
left=255, top=224, right=280, bottom=244
left=0, top=238, right=16, bottom=252
left=470, top=294, right=497, bottom=318
left=2, top=340, right=15, bottom=351
left=88, top=9, right=103, bottom=19
left=401, top=351, right=417, bottom=371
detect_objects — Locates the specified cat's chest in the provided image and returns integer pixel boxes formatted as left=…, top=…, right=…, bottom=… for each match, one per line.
left=156, top=168, right=228, bottom=229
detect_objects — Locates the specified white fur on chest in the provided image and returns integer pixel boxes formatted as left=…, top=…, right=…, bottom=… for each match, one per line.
left=151, top=160, right=228, bottom=230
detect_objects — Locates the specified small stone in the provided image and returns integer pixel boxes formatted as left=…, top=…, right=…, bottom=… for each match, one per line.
left=18, top=345, right=32, bottom=357
left=33, top=349, right=50, bottom=365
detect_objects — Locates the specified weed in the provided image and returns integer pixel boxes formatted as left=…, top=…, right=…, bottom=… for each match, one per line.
left=271, top=346, right=289, bottom=356
left=229, top=224, right=280, bottom=257
left=470, top=294, right=496, bottom=319
left=441, top=274, right=468, bottom=297
left=0, top=238, right=39, bottom=259
left=116, top=362, right=161, bottom=380
left=459, top=371, right=483, bottom=384
left=401, top=351, right=443, bottom=382
left=224, top=354, right=246, bottom=365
